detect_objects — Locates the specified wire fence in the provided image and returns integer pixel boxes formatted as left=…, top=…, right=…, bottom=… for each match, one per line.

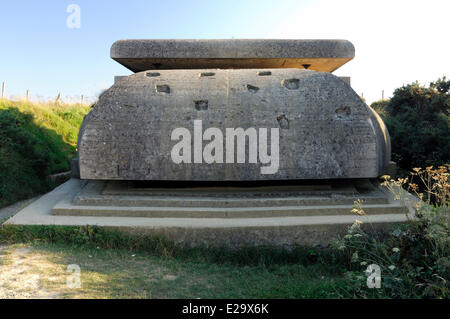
left=0, top=81, right=98, bottom=105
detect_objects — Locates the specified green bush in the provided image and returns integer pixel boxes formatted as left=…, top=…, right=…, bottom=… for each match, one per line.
left=382, top=78, right=449, bottom=173
left=370, top=99, right=389, bottom=119
left=332, top=166, right=449, bottom=298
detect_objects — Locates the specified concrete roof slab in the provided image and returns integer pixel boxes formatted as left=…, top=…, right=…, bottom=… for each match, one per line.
left=111, top=39, right=355, bottom=72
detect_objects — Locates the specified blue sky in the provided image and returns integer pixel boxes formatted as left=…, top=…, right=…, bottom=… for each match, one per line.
left=0, top=0, right=448, bottom=104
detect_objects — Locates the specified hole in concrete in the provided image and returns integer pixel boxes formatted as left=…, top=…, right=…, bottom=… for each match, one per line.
left=199, top=72, right=215, bottom=77
left=257, top=71, right=272, bottom=76
left=302, top=64, right=311, bottom=69
left=146, top=72, right=160, bottom=77
left=247, top=84, right=259, bottom=93
left=194, top=100, right=208, bottom=111
left=282, top=78, right=300, bottom=90
left=335, top=106, right=351, bottom=117
left=277, top=114, right=289, bottom=129
left=156, top=84, right=170, bottom=94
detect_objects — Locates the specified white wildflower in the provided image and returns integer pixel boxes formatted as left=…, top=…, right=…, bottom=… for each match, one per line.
left=352, top=220, right=363, bottom=228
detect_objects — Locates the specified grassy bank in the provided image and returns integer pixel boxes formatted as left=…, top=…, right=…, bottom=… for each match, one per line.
left=0, top=99, right=90, bottom=208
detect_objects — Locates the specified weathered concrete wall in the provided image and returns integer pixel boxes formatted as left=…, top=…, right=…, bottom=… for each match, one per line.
left=78, top=68, right=390, bottom=181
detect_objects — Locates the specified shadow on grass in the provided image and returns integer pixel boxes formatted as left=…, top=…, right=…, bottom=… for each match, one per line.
left=0, top=107, right=75, bottom=208
left=16, top=241, right=348, bottom=299
left=0, top=224, right=346, bottom=270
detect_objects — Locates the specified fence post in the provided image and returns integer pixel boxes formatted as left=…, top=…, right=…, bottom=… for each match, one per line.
left=1, top=82, right=4, bottom=99
left=26, top=89, right=29, bottom=101
left=81, top=94, right=84, bottom=105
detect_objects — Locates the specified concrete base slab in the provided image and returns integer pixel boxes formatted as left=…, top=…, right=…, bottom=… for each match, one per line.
left=4, top=179, right=417, bottom=248
left=51, top=179, right=405, bottom=218
left=0, top=196, right=41, bottom=221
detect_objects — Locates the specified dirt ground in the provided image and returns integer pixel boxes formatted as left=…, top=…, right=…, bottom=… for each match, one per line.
left=0, top=245, right=60, bottom=299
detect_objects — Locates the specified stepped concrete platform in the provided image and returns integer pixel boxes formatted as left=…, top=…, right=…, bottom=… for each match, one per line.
left=4, top=179, right=416, bottom=248
left=51, top=179, right=406, bottom=218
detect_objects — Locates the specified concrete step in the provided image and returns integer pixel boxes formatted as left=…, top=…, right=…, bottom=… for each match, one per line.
left=101, top=180, right=362, bottom=197
left=72, top=193, right=389, bottom=207
left=52, top=199, right=407, bottom=218
left=7, top=179, right=417, bottom=248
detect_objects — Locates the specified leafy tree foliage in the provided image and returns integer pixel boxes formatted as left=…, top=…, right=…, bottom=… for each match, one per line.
left=382, top=78, right=449, bottom=172
left=370, top=99, right=389, bottom=119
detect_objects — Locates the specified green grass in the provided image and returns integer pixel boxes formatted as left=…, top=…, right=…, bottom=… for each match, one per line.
left=0, top=99, right=90, bottom=208
left=0, top=225, right=350, bottom=298
left=47, top=244, right=354, bottom=298
left=0, top=242, right=349, bottom=299
left=0, top=99, right=91, bottom=147
left=0, top=215, right=447, bottom=299
left=0, top=225, right=341, bottom=266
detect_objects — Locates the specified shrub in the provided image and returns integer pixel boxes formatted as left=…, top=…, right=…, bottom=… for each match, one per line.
left=332, top=166, right=449, bottom=298
left=382, top=78, right=449, bottom=173
left=370, top=99, right=389, bottom=119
